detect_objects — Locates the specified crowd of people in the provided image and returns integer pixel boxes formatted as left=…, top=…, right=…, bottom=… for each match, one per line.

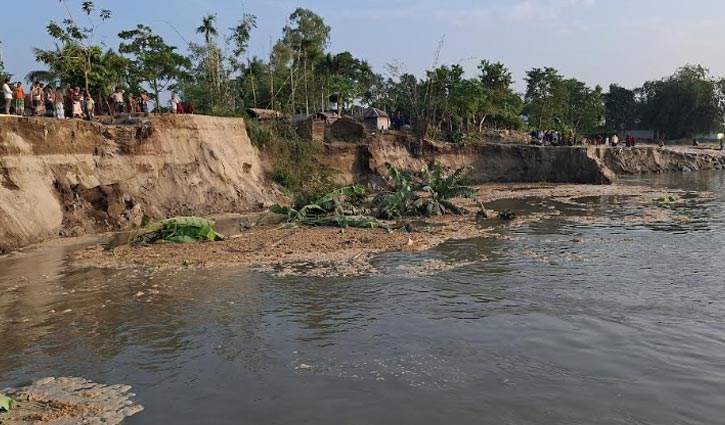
left=2, top=78, right=193, bottom=119
left=529, top=129, right=638, bottom=147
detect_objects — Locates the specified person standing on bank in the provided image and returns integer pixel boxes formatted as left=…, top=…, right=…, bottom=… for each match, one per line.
left=2, top=79, right=12, bottom=114
left=170, top=91, right=179, bottom=114
left=14, top=82, right=25, bottom=116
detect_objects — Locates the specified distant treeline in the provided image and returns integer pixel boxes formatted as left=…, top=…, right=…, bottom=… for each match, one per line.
left=1, top=1, right=723, bottom=140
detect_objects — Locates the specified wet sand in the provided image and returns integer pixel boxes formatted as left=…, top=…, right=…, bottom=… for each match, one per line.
left=71, top=183, right=700, bottom=277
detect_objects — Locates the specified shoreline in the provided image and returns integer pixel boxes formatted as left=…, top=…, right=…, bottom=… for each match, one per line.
left=70, top=182, right=702, bottom=277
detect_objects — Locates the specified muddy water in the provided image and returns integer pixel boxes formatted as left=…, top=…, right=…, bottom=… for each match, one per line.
left=2, top=173, right=725, bottom=424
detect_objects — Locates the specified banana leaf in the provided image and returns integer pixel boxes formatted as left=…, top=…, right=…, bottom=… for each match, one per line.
left=0, top=393, right=14, bottom=412
left=132, top=217, right=224, bottom=244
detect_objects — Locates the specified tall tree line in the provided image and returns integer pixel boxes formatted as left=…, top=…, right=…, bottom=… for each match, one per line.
left=14, top=1, right=725, bottom=139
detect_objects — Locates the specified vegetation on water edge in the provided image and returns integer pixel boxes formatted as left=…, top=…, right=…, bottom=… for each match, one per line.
left=270, top=163, right=477, bottom=229
left=132, top=217, right=224, bottom=244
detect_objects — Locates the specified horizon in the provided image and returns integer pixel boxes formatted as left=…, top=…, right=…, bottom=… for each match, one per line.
left=2, top=0, right=725, bottom=92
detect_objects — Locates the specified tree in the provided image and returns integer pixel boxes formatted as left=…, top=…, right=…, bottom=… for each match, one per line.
left=524, top=67, right=568, bottom=130
left=563, top=79, right=605, bottom=133
left=604, top=84, right=638, bottom=133
left=282, top=8, right=331, bottom=114
left=196, top=14, right=219, bottom=44
left=36, top=0, right=112, bottom=93
left=228, top=14, right=258, bottom=105
left=477, top=60, right=522, bottom=130
left=119, top=25, right=190, bottom=111
left=0, top=41, right=11, bottom=81
left=638, top=65, right=725, bottom=138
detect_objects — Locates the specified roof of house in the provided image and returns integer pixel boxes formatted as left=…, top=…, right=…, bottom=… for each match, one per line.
left=363, top=107, right=389, bottom=119
left=247, top=108, right=282, bottom=120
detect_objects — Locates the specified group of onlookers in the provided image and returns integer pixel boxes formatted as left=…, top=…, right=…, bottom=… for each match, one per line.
left=530, top=129, right=577, bottom=146
left=2, top=78, right=193, bottom=118
left=529, top=129, right=639, bottom=148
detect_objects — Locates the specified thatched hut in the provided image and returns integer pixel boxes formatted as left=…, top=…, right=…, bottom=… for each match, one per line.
left=363, top=107, right=391, bottom=131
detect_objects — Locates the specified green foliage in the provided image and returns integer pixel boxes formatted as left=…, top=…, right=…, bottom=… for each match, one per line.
left=374, top=162, right=475, bottom=219
left=656, top=195, right=679, bottom=206
left=35, top=1, right=113, bottom=93
left=271, top=186, right=380, bottom=229
left=246, top=119, right=337, bottom=208
left=373, top=163, right=419, bottom=219
left=604, top=84, right=638, bottom=132
left=0, top=42, right=11, bottom=81
left=524, top=67, right=604, bottom=134
left=638, top=65, right=725, bottom=138
left=119, top=25, right=191, bottom=107
left=0, top=393, right=14, bottom=412
left=132, top=217, right=224, bottom=244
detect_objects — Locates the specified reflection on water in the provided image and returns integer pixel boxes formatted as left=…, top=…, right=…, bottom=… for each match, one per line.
left=1, top=172, right=725, bottom=424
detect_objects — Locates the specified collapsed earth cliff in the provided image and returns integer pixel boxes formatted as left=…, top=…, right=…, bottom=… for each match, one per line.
left=0, top=115, right=279, bottom=253
left=2, top=115, right=725, bottom=253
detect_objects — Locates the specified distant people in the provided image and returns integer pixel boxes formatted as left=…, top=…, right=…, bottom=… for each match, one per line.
left=72, top=87, right=83, bottom=118
left=692, top=138, right=700, bottom=147
left=85, top=94, right=95, bottom=120
left=46, top=86, right=57, bottom=116
left=31, top=82, right=44, bottom=116
left=111, top=87, right=125, bottom=114
left=611, top=134, right=619, bottom=147
left=170, top=91, right=179, bottom=114
left=54, top=87, right=65, bottom=119
left=140, top=91, right=149, bottom=114
left=3, top=79, right=14, bottom=114
left=14, top=82, right=25, bottom=116
left=127, top=93, right=137, bottom=114
left=185, top=101, right=194, bottom=114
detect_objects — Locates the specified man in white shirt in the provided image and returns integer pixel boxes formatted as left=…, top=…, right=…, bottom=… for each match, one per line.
left=2, top=79, right=13, bottom=114
left=170, top=91, right=179, bottom=114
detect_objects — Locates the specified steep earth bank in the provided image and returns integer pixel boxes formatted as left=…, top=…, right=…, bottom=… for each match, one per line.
left=3, top=116, right=725, bottom=253
left=0, top=115, right=280, bottom=253
left=321, top=140, right=617, bottom=186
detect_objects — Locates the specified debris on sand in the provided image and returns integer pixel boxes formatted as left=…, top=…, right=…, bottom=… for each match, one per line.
left=0, top=377, right=143, bottom=424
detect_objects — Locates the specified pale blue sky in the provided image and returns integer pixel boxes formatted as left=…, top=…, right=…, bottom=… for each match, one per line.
left=2, top=0, right=725, bottom=92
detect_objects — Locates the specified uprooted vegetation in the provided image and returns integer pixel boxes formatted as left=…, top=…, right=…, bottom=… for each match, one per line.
left=270, top=162, right=478, bottom=228
left=131, top=217, right=224, bottom=244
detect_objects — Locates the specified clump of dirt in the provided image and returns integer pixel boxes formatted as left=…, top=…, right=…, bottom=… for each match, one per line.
left=0, top=377, right=142, bottom=425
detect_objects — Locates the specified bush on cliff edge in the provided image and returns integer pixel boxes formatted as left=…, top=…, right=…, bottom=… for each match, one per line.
left=246, top=119, right=336, bottom=208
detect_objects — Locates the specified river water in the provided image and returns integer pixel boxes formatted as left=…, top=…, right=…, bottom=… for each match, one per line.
left=1, top=172, right=724, bottom=424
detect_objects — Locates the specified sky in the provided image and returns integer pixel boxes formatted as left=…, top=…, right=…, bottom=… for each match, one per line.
left=2, top=0, right=725, bottom=93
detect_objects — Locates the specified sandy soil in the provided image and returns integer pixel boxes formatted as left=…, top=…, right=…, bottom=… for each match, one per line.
left=70, top=182, right=699, bottom=278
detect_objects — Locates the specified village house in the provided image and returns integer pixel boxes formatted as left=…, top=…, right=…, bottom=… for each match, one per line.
left=363, top=107, right=391, bottom=131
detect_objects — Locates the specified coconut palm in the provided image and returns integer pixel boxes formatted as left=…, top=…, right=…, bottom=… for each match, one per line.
left=196, top=14, right=218, bottom=44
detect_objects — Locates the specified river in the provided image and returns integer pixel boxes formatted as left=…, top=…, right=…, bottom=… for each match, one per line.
left=1, top=172, right=724, bottom=424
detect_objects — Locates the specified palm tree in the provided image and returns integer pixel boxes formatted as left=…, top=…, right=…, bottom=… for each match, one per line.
left=196, top=14, right=218, bottom=44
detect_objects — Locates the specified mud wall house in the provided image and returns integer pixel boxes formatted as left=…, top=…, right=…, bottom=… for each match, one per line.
left=294, top=115, right=325, bottom=143
left=363, top=107, right=391, bottom=131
